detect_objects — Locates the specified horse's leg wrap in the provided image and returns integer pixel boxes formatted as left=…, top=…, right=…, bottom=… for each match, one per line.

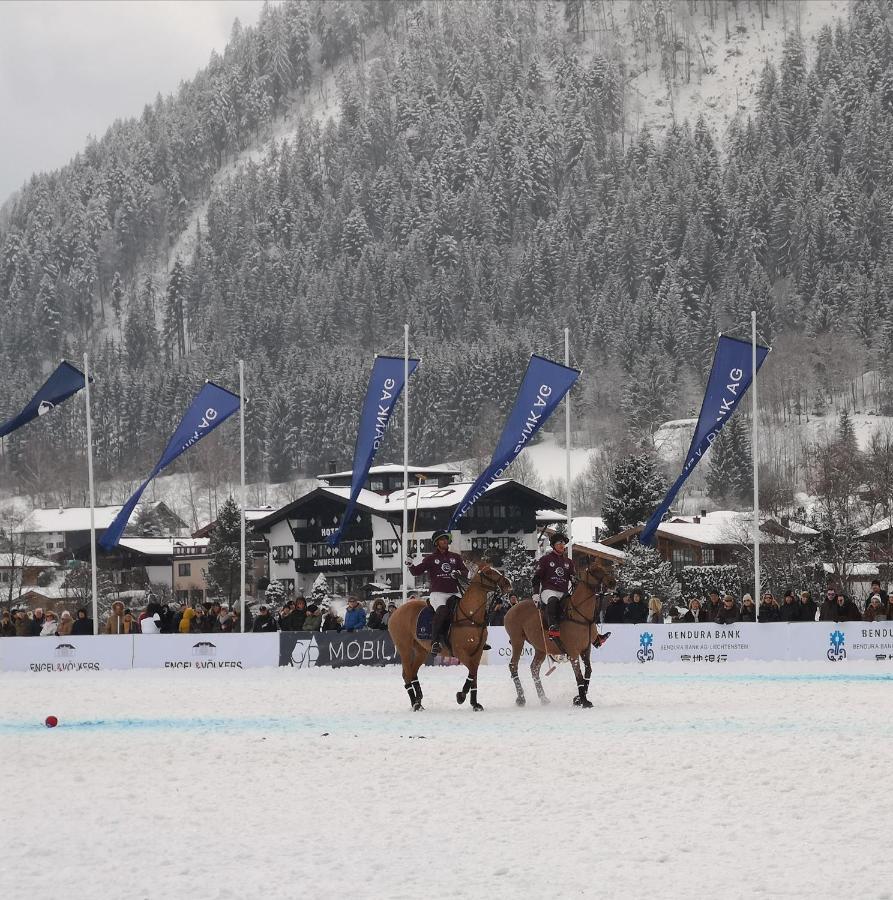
left=582, top=650, right=592, bottom=700
left=412, top=679, right=423, bottom=702
left=456, top=676, right=473, bottom=704
left=531, top=655, right=548, bottom=704
left=470, top=678, right=483, bottom=711
left=509, top=662, right=525, bottom=705
left=404, top=681, right=417, bottom=708
left=571, top=657, right=593, bottom=708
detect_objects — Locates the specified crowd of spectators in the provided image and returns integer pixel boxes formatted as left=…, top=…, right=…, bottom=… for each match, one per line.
left=2, top=580, right=890, bottom=637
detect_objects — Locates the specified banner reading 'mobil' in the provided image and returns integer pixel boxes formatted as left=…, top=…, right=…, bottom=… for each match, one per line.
left=447, top=354, right=579, bottom=531
left=640, top=335, right=770, bottom=546
left=100, top=382, right=240, bottom=549
left=328, top=355, right=420, bottom=547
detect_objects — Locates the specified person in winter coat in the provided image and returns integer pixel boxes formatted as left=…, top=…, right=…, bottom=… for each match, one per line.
left=864, top=595, right=886, bottom=622
left=71, top=608, right=93, bottom=635
left=798, top=591, right=818, bottom=622
left=180, top=607, right=200, bottom=634
left=302, top=604, right=322, bottom=632
left=218, top=605, right=234, bottom=632
left=701, top=591, right=722, bottom=623
left=714, top=595, right=740, bottom=625
left=31, top=607, right=46, bottom=635
left=122, top=611, right=138, bottom=634
left=0, top=609, right=15, bottom=637
left=381, top=602, right=397, bottom=629
left=779, top=591, right=799, bottom=622
left=488, top=595, right=508, bottom=626
left=868, top=580, right=889, bottom=606
left=739, top=594, right=756, bottom=622
left=758, top=593, right=782, bottom=622
left=342, top=597, right=367, bottom=632
left=367, top=599, right=388, bottom=630
left=624, top=591, right=647, bottom=624
left=105, top=600, right=126, bottom=634
left=321, top=609, right=342, bottom=632
left=821, top=593, right=861, bottom=622
left=646, top=596, right=663, bottom=624
left=681, top=598, right=708, bottom=623
left=40, top=610, right=59, bottom=636
left=57, top=610, right=74, bottom=636
left=602, top=592, right=626, bottom=624
left=14, top=610, right=33, bottom=636
left=139, top=602, right=162, bottom=634
left=252, top=606, right=278, bottom=632
left=408, top=530, right=470, bottom=652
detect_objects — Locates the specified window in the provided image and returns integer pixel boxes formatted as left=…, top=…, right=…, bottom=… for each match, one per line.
left=56, top=542, right=64, bottom=549
left=701, top=548, right=715, bottom=565
left=178, top=563, right=192, bottom=577
left=370, top=479, right=385, bottom=491
left=671, top=547, right=696, bottom=569
left=45, top=542, right=54, bottom=551
left=0, top=571, right=9, bottom=583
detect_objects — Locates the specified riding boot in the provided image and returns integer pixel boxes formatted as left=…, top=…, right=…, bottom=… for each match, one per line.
left=547, top=596, right=562, bottom=639
left=430, top=605, right=450, bottom=654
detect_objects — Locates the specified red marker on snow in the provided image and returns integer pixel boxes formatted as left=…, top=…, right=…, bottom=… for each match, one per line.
left=45, top=716, right=58, bottom=728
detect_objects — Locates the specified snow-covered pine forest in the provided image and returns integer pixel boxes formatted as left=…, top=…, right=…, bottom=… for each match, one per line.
left=1, top=0, right=891, bottom=515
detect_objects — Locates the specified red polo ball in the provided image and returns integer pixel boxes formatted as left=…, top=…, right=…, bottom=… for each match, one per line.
left=45, top=716, right=58, bottom=728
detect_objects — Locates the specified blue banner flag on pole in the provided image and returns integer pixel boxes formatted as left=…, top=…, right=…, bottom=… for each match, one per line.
left=447, top=354, right=580, bottom=532
left=0, top=361, right=88, bottom=439
left=328, top=355, right=420, bottom=547
left=100, top=382, right=241, bottom=550
left=640, top=334, right=770, bottom=546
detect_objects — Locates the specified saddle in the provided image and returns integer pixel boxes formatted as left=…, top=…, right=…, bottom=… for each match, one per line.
left=415, top=596, right=460, bottom=642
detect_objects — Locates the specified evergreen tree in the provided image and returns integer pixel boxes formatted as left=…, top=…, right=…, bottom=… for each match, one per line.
left=310, top=573, right=331, bottom=605
left=706, top=417, right=753, bottom=507
left=602, top=455, right=666, bottom=535
left=205, top=497, right=246, bottom=605
left=499, top=539, right=534, bottom=597
left=264, top=579, right=286, bottom=607
left=618, top=538, right=681, bottom=602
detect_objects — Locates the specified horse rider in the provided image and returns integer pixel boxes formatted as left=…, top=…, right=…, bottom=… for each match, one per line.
left=534, top=531, right=574, bottom=642
left=407, top=529, right=469, bottom=653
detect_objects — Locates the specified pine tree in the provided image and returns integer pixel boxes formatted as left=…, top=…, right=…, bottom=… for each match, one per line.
left=310, top=573, right=331, bottom=605
left=205, top=497, right=246, bottom=605
left=602, top=455, right=666, bottom=535
left=499, top=539, right=534, bottom=597
left=265, top=579, right=286, bottom=607
left=618, top=539, right=681, bottom=601
left=706, top=417, right=753, bottom=507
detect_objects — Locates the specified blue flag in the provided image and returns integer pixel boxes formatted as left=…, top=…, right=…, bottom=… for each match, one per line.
left=640, top=335, right=770, bottom=546
left=100, top=381, right=241, bottom=549
left=0, top=361, right=88, bottom=439
left=447, top=354, right=579, bottom=531
left=328, top=355, right=419, bottom=546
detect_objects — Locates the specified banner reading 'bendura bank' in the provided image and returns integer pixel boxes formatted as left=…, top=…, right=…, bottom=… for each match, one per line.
left=101, top=382, right=241, bottom=549
left=640, top=335, right=770, bottom=546
left=447, top=354, right=579, bottom=531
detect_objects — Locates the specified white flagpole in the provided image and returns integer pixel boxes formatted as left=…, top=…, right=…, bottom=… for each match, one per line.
left=564, top=327, right=573, bottom=560
left=752, top=312, right=760, bottom=620
left=239, top=359, right=247, bottom=633
left=83, top=353, right=99, bottom=634
left=402, top=325, right=409, bottom=605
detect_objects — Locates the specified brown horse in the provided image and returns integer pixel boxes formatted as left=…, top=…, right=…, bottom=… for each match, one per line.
left=388, top=564, right=512, bottom=712
left=504, top=561, right=610, bottom=708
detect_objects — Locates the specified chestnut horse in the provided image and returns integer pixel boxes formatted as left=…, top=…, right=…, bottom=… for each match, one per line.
left=388, top=564, right=512, bottom=712
left=504, top=561, right=611, bottom=708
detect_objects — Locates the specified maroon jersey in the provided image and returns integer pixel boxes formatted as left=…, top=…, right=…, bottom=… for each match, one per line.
left=534, top=550, right=573, bottom=594
left=409, top=551, right=469, bottom=594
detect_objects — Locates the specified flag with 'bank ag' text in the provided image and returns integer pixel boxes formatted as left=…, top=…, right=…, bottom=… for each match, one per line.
left=640, top=334, right=769, bottom=546
left=447, top=354, right=579, bottom=531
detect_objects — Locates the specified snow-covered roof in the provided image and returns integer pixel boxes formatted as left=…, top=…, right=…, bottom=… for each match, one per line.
left=117, top=538, right=174, bottom=557
left=657, top=511, right=780, bottom=546
left=571, top=516, right=607, bottom=540
left=822, top=562, right=879, bottom=577
left=323, top=479, right=537, bottom=512
left=860, top=517, right=893, bottom=538
left=173, top=538, right=210, bottom=549
left=574, top=540, right=625, bottom=561
left=776, top=519, right=819, bottom=536
left=0, top=553, right=59, bottom=569
left=23, top=505, right=127, bottom=533
left=320, top=463, right=461, bottom=480
left=536, top=509, right=567, bottom=523
left=245, top=508, right=276, bottom=522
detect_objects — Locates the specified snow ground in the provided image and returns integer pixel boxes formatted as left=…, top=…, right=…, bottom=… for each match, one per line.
left=2, top=662, right=892, bottom=900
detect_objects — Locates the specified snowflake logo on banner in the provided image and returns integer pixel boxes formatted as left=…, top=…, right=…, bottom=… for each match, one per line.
left=827, top=630, right=846, bottom=662
left=637, top=631, right=654, bottom=664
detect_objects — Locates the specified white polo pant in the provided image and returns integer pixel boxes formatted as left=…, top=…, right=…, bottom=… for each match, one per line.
left=429, top=591, right=454, bottom=610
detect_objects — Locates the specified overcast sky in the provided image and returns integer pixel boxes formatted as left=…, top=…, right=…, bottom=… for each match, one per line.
left=0, top=0, right=266, bottom=203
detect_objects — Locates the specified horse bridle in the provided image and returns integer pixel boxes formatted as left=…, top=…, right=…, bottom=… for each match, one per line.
left=454, top=567, right=509, bottom=628
left=563, top=568, right=604, bottom=629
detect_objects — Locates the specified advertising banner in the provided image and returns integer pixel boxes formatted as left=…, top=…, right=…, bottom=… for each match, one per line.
left=0, top=360, right=88, bottom=439
left=0, top=635, right=135, bottom=672
left=279, top=631, right=399, bottom=667
left=131, top=633, right=278, bottom=670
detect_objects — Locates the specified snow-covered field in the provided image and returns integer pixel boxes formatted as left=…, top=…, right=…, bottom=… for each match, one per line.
left=3, top=662, right=892, bottom=899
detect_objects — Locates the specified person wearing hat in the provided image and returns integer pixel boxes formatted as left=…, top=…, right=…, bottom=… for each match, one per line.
left=533, top=532, right=574, bottom=640
left=39, top=610, right=59, bottom=636
left=407, top=530, right=469, bottom=653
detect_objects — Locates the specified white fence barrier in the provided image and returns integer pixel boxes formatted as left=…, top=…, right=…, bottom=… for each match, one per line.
left=2, top=623, right=892, bottom=672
